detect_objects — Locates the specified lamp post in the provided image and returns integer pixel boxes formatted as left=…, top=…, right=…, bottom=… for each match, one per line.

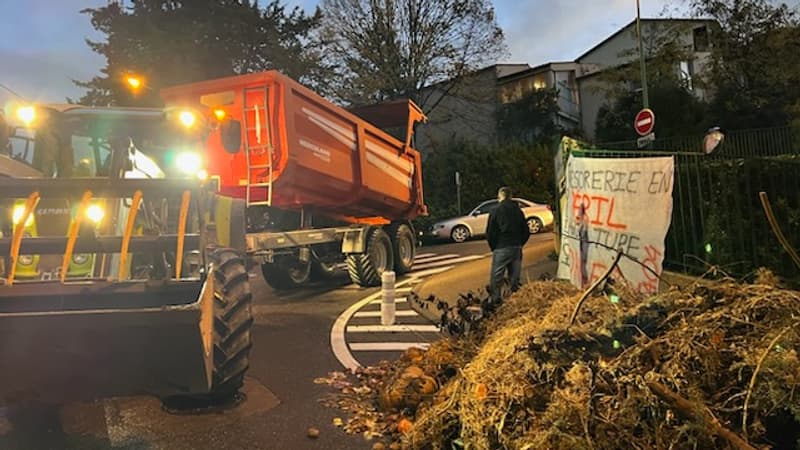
left=636, top=0, right=650, bottom=109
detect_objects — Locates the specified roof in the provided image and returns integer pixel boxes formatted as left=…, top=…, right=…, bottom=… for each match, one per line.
left=497, top=61, right=579, bottom=84
left=576, top=17, right=716, bottom=63
left=42, top=103, right=163, bottom=117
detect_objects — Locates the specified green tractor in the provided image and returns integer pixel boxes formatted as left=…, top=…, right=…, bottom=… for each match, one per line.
left=0, top=102, right=252, bottom=406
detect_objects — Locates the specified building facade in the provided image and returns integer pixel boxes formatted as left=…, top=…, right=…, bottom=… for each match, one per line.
left=413, top=18, right=717, bottom=151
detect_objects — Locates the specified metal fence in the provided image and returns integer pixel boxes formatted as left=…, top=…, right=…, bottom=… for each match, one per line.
left=576, top=126, right=800, bottom=280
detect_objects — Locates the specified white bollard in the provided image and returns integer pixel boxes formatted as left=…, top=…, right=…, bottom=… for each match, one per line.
left=381, top=270, right=396, bottom=326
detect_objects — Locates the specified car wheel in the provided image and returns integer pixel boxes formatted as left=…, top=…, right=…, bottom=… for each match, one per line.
left=527, top=217, right=543, bottom=234
left=450, top=225, right=470, bottom=243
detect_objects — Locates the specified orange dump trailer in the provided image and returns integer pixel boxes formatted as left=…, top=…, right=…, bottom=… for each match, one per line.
left=161, top=71, right=426, bottom=222
left=161, top=72, right=428, bottom=289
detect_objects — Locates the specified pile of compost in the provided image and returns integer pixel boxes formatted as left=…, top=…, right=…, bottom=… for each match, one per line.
left=319, top=272, right=800, bottom=449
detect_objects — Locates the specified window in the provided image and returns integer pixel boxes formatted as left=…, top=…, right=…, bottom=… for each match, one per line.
left=678, top=60, right=694, bottom=91
left=475, top=200, right=499, bottom=215
left=693, top=26, right=710, bottom=52
left=9, top=128, right=35, bottom=164
left=71, top=135, right=111, bottom=177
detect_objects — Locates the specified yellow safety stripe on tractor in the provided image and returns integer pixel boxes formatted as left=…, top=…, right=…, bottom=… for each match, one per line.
left=214, top=195, right=233, bottom=248
left=9, top=193, right=40, bottom=284
left=61, top=190, right=93, bottom=282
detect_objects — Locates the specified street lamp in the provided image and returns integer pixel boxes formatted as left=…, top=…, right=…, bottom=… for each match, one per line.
left=125, top=76, right=143, bottom=91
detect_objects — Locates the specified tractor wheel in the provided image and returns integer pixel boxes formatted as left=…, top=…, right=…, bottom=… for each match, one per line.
left=389, top=223, right=416, bottom=274
left=162, top=248, right=252, bottom=410
left=261, top=256, right=311, bottom=290
left=347, top=228, right=394, bottom=287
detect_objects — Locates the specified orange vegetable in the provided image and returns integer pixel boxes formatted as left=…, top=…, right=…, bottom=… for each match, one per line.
left=397, top=418, right=413, bottom=434
left=475, top=383, right=488, bottom=400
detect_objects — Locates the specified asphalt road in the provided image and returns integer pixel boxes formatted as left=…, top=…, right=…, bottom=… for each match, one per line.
left=0, top=233, right=554, bottom=450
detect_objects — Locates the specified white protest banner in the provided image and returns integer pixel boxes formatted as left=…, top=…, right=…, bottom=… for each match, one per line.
left=557, top=155, right=674, bottom=294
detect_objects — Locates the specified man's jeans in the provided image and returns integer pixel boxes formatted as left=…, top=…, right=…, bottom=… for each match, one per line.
left=489, top=246, right=522, bottom=301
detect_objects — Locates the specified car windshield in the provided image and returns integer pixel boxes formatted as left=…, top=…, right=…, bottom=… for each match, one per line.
left=4, top=110, right=202, bottom=178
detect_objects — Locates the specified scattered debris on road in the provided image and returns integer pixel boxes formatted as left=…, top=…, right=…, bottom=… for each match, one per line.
left=319, top=270, right=800, bottom=449
left=306, top=427, right=320, bottom=439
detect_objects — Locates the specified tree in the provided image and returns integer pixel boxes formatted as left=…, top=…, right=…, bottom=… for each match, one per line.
left=595, top=83, right=708, bottom=143
left=592, top=21, right=710, bottom=143
left=76, top=0, right=326, bottom=106
left=318, top=0, right=506, bottom=112
left=496, top=88, right=561, bottom=144
left=688, top=0, right=800, bottom=129
left=420, top=139, right=555, bottom=226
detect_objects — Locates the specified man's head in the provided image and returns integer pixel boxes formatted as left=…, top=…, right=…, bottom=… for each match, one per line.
left=497, top=186, right=512, bottom=201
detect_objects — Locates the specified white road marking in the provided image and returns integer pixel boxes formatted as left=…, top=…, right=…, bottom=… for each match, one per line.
left=408, top=265, right=455, bottom=278
left=414, top=253, right=436, bottom=259
left=413, top=254, right=459, bottom=264
left=330, top=279, right=415, bottom=371
left=331, top=250, right=490, bottom=370
left=353, top=309, right=418, bottom=318
left=412, top=255, right=484, bottom=271
left=346, top=324, right=440, bottom=333
left=369, top=296, right=407, bottom=304
left=350, top=342, right=431, bottom=352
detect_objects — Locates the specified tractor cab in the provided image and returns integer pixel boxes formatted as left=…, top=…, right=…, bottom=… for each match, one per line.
left=1, top=103, right=208, bottom=280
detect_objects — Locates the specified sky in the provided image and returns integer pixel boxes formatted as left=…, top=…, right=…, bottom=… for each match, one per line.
left=0, top=0, right=791, bottom=103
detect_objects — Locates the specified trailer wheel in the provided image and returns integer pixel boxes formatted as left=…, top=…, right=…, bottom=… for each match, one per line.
left=163, top=248, right=253, bottom=409
left=389, top=223, right=416, bottom=274
left=261, top=257, right=311, bottom=290
left=347, top=228, right=394, bottom=287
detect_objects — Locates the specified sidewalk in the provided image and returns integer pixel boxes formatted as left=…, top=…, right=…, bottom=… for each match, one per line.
left=410, top=239, right=557, bottom=323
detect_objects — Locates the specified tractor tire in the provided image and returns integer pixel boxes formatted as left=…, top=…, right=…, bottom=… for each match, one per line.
left=208, top=248, right=253, bottom=401
left=347, top=228, right=394, bottom=287
left=389, top=222, right=416, bottom=274
left=261, top=257, right=311, bottom=290
left=161, top=249, right=252, bottom=410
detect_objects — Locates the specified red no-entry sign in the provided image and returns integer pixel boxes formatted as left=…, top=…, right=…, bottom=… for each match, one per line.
left=634, top=108, right=655, bottom=136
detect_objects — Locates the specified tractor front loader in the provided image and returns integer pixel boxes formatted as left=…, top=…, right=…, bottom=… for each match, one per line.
left=0, top=103, right=253, bottom=406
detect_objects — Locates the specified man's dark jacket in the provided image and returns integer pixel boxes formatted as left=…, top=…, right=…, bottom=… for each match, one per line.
left=486, top=199, right=530, bottom=251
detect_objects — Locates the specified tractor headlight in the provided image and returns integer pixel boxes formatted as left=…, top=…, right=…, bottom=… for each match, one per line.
left=12, top=205, right=34, bottom=227
left=72, top=254, right=90, bottom=265
left=15, top=105, right=36, bottom=127
left=175, top=151, right=204, bottom=178
left=178, top=110, right=197, bottom=128
left=18, top=255, right=34, bottom=265
left=86, top=204, right=105, bottom=224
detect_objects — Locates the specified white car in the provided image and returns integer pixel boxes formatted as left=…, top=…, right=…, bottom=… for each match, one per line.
left=426, top=198, right=554, bottom=243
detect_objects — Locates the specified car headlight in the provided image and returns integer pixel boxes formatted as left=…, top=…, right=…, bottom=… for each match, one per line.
left=12, top=205, right=34, bottom=227
left=18, top=255, right=34, bottom=265
left=72, top=254, right=90, bottom=265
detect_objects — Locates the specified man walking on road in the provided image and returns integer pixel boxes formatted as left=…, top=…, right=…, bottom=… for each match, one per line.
left=486, top=186, right=530, bottom=302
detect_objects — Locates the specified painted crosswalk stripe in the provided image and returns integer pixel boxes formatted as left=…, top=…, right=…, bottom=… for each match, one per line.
left=350, top=342, right=430, bottom=352
left=409, top=265, right=455, bottom=278
left=413, top=254, right=459, bottom=264
left=346, top=324, right=440, bottom=333
left=353, top=310, right=418, bottom=318
left=414, top=253, right=436, bottom=259
left=369, top=296, right=408, bottom=304
left=412, top=255, right=484, bottom=271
